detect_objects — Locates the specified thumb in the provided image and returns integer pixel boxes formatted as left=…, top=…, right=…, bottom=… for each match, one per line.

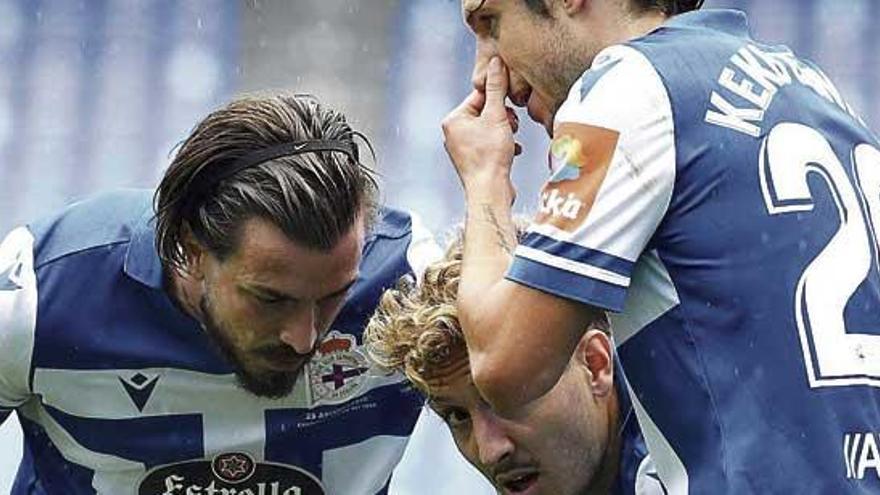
left=482, top=57, right=509, bottom=120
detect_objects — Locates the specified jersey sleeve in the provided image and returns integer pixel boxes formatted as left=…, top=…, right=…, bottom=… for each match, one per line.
left=506, top=45, right=676, bottom=312
left=0, top=227, right=38, bottom=418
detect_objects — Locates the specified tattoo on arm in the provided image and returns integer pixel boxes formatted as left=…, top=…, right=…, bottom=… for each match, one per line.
left=481, top=204, right=514, bottom=255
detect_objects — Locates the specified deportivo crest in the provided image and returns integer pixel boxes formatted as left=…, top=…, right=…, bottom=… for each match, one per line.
left=307, top=331, right=370, bottom=406
left=138, top=451, right=325, bottom=495
left=535, top=123, right=619, bottom=232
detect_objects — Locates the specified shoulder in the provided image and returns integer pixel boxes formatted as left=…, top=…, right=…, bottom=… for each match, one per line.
left=364, top=207, right=441, bottom=283
left=28, top=188, right=153, bottom=269
left=338, top=207, right=441, bottom=330
left=556, top=44, right=671, bottom=138
left=370, top=206, right=413, bottom=240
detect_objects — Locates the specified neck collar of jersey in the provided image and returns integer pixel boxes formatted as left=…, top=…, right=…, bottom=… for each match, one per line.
left=123, top=206, right=165, bottom=290
left=612, top=355, right=633, bottom=424
left=662, top=9, right=750, bottom=39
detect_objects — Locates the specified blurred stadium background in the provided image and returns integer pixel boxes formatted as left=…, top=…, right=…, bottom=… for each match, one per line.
left=0, top=0, right=877, bottom=492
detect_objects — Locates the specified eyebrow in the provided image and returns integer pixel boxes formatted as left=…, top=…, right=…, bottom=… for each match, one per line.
left=321, top=278, right=358, bottom=300
left=243, top=277, right=357, bottom=302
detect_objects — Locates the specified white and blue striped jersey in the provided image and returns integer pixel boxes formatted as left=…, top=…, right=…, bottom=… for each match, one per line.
left=0, top=189, right=441, bottom=494
left=508, top=10, right=880, bottom=494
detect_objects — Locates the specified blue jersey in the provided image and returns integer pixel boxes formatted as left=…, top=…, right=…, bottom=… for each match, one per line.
left=0, top=189, right=441, bottom=494
left=610, top=356, right=666, bottom=495
left=507, top=10, right=880, bottom=494
left=614, top=363, right=666, bottom=495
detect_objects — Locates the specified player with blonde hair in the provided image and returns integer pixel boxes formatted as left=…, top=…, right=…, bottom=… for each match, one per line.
left=366, top=230, right=661, bottom=495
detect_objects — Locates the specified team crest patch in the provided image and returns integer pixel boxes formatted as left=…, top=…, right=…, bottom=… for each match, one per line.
left=138, top=451, right=325, bottom=494
left=307, top=331, right=370, bottom=406
left=535, top=123, right=619, bottom=232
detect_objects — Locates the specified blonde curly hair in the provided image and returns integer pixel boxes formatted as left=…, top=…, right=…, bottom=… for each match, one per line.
left=364, top=224, right=609, bottom=395
left=364, top=232, right=467, bottom=394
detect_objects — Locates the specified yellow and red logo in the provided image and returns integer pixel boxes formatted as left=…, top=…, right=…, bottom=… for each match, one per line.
left=535, top=123, right=619, bottom=232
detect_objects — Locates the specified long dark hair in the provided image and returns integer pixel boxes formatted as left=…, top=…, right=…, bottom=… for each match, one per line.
left=154, top=93, right=378, bottom=273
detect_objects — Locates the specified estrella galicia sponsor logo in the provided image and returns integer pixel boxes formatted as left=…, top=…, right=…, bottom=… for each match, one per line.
left=536, top=123, right=619, bottom=232
left=844, top=432, right=880, bottom=480
left=307, top=331, right=370, bottom=407
left=138, top=452, right=325, bottom=494
left=212, top=452, right=255, bottom=484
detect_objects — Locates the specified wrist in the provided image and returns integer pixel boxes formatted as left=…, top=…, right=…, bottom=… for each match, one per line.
left=462, top=169, right=514, bottom=197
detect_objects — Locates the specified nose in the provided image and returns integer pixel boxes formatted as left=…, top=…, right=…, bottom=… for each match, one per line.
left=471, top=407, right=515, bottom=467
left=278, top=305, right=318, bottom=354
left=471, top=38, right=497, bottom=93
left=471, top=40, right=530, bottom=108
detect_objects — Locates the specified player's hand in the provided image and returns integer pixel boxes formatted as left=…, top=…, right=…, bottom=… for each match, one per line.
left=442, top=57, right=519, bottom=193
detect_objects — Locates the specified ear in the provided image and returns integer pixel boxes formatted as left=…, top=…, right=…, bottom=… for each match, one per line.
left=575, top=329, right=614, bottom=398
left=179, top=224, right=207, bottom=281
left=561, top=0, right=588, bottom=15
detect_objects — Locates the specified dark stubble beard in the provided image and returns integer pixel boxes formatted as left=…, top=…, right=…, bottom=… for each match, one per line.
left=199, top=295, right=303, bottom=399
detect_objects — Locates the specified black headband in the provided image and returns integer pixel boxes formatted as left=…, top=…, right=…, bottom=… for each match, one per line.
left=183, top=139, right=359, bottom=215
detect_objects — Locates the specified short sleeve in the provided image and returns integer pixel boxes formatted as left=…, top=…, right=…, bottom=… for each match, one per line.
left=507, top=45, right=676, bottom=312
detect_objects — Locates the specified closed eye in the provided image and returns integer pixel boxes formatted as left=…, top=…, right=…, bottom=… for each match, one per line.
left=437, top=407, right=472, bottom=429
left=241, top=286, right=294, bottom=306
left=252, top=292, right=289, bottom=305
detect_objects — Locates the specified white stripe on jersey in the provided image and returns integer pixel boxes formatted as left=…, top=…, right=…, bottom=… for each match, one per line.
left=31, top=365, right=408, bottom=493
left=33, top=367, right=404, bottom=420
left=625, top=380, right=689, bottom=495
left=0, top=227, right=37, bottom=408
left=514, top=245, right=631, bottom=287
left=608, top=251, right=680, bottom=346
left=33, top=365, right=405, bottom=459
left=17, top=400, right=145, bottom=495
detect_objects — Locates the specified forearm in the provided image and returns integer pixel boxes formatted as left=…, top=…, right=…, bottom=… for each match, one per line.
left=444, top=57, right=587, bottom=413
left=457, top=178, right=579, bottom=413
left=458, top=176, right=516, bottom=310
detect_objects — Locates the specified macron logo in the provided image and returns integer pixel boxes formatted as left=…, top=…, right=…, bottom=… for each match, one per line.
left=0, top=257, right=23, bottom=291
left=119, top=372, right=161, bottom=412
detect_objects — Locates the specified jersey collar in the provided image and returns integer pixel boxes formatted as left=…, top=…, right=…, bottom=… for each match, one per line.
left=663, top=9, right=751, bottom=39
left=123, top=206, right=165, bottom=290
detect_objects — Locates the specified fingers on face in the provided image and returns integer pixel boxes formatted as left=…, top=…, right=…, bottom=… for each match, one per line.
left=505, top=106, right=519, bottom=134
left=463, top=89, right=487, bottom=116
left=483, top=57, right=510, bottom=106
